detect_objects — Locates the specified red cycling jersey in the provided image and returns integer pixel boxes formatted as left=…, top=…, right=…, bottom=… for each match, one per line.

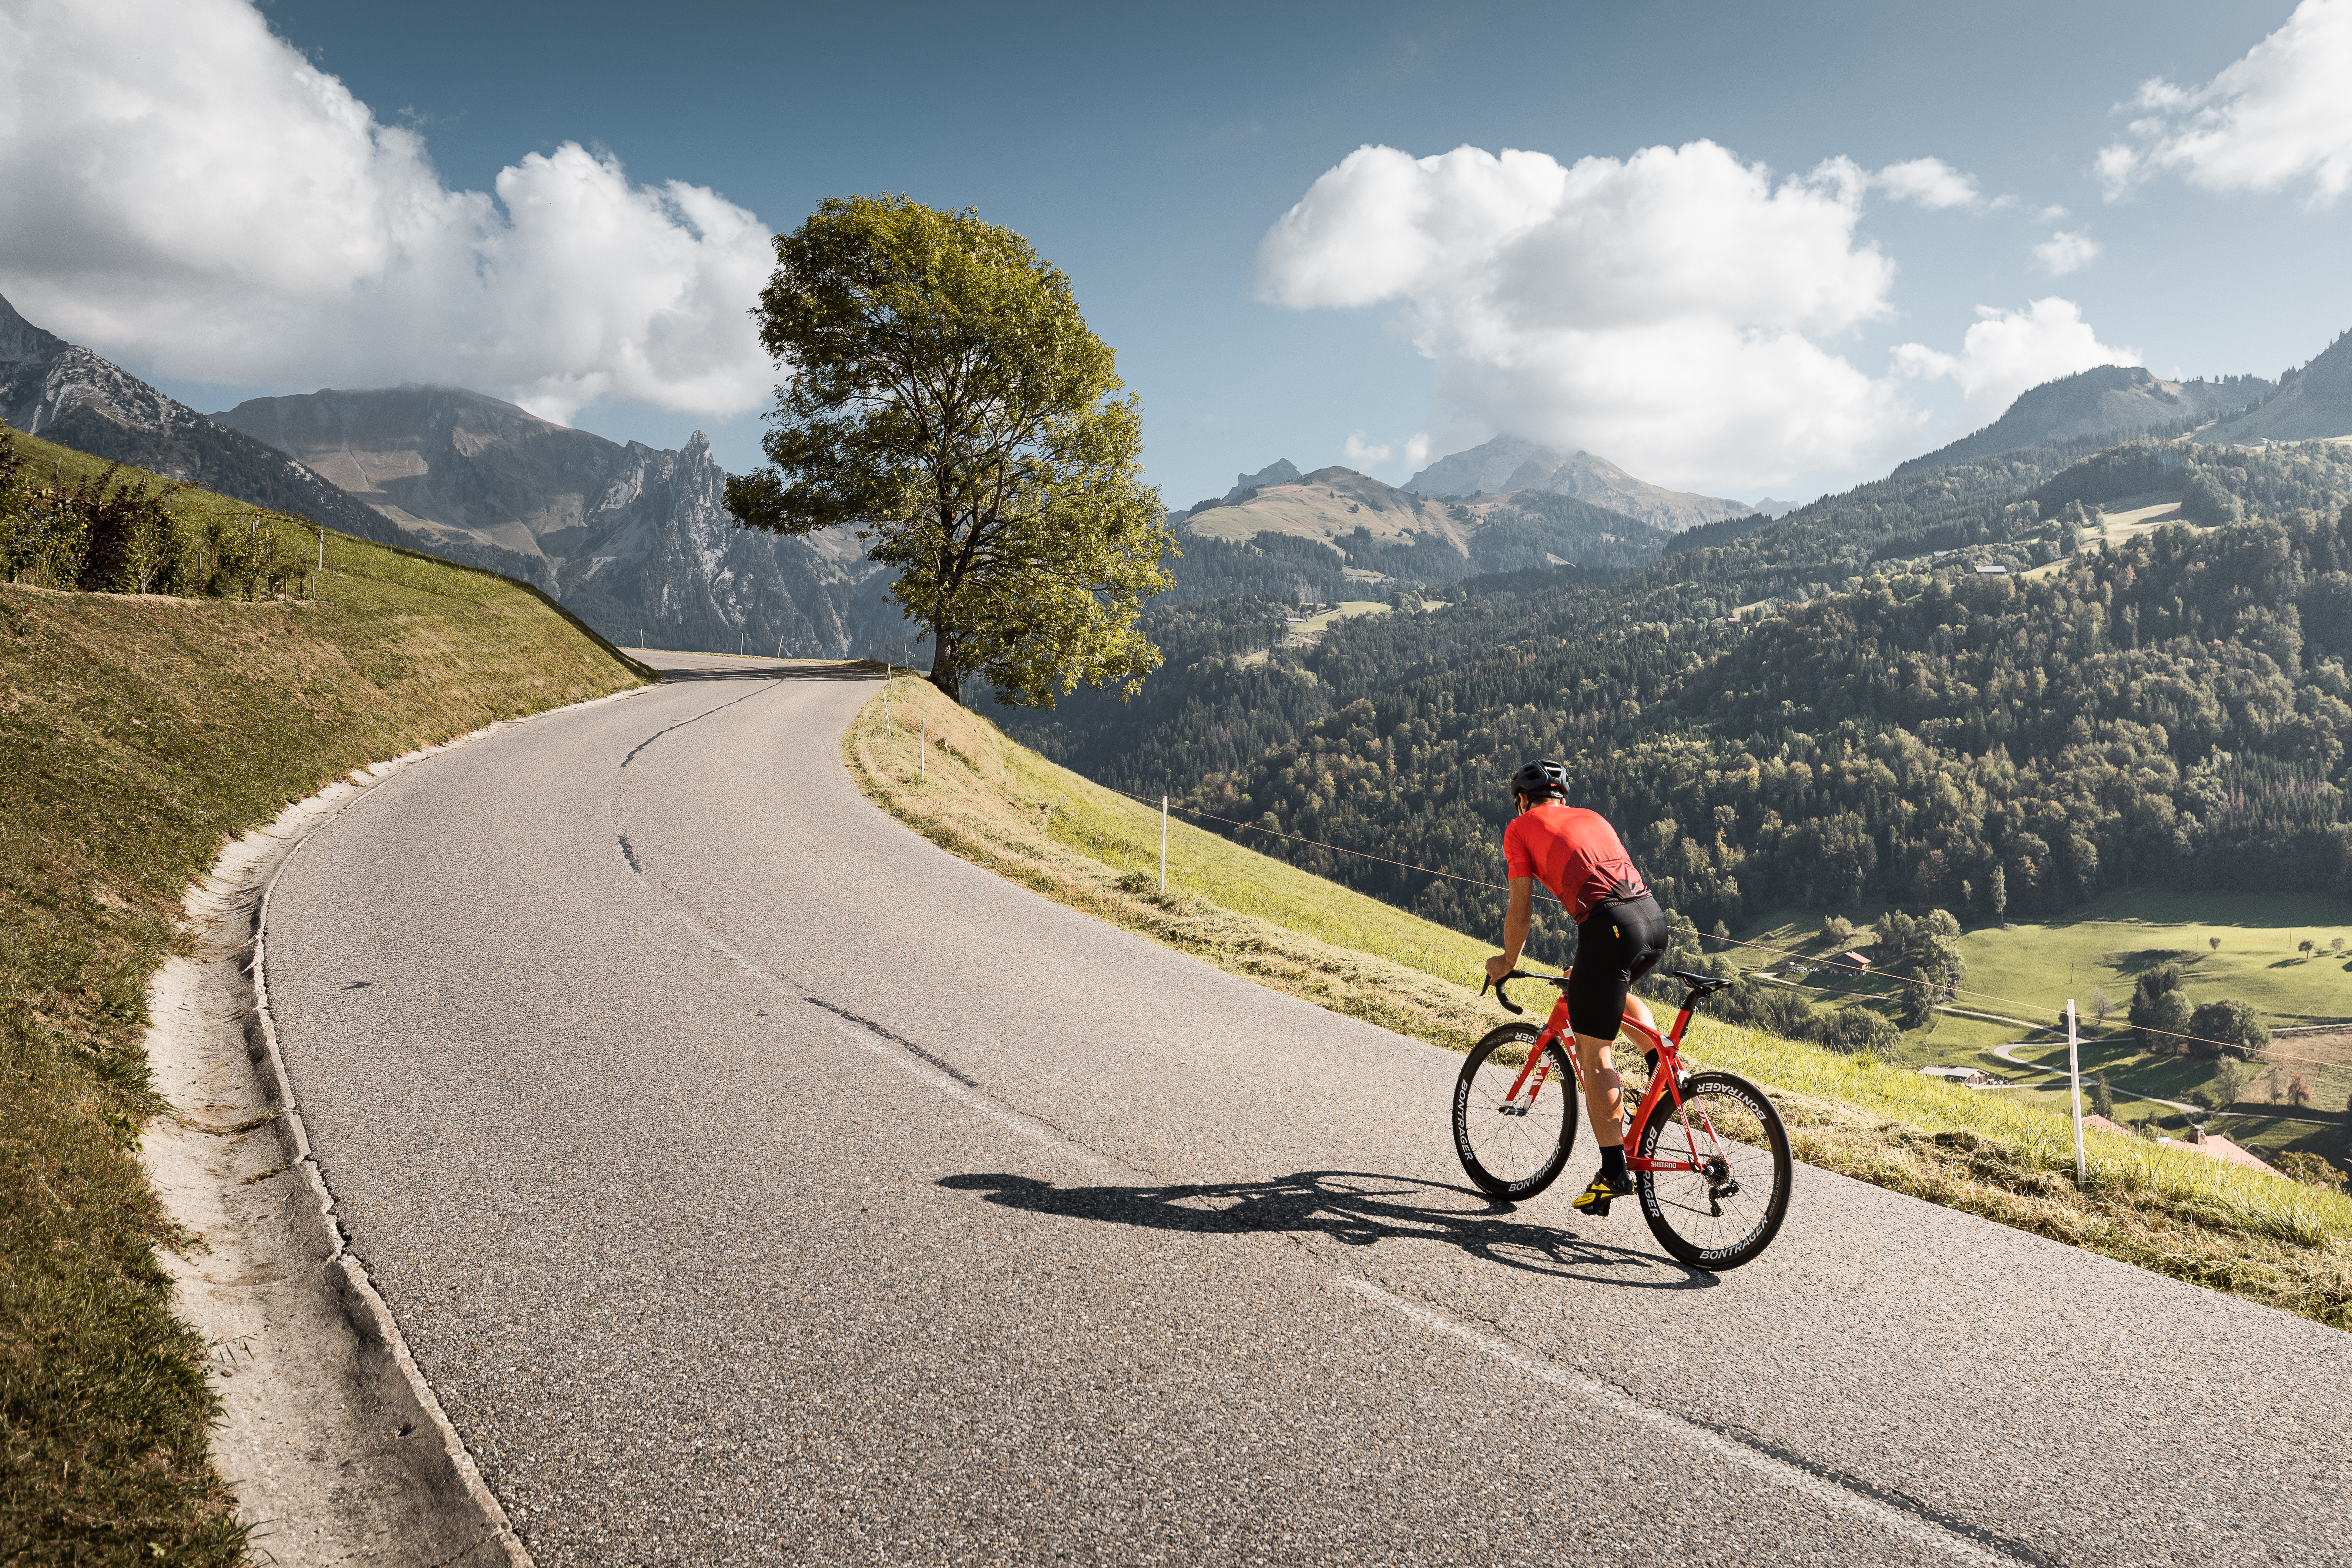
left=1503, top=802, right=1650, bottom=923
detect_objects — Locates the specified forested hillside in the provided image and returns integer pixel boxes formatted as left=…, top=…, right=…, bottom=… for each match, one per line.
left=1000, top=433, right=2352, bottom=963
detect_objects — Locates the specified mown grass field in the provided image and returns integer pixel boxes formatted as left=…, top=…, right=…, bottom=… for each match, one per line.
left=1, top=425, right=648, bottom=1564
left=1735, top=889, right=2352, bottom=1173
left=850, top=674, right=2352, bottom=1330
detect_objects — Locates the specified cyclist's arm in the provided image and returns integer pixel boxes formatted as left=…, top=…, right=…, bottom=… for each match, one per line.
left=1484, top=876, right=1536, bottom=982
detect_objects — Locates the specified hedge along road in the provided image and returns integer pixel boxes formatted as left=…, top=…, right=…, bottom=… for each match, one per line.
left=265, top=653, right=2349, bottom=1568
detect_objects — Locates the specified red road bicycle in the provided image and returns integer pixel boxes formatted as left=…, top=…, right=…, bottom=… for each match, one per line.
left=1453, top=968, right=1793, bottom=1270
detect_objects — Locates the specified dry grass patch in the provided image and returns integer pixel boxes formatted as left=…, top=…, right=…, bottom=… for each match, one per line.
left=850, top=675, right=2352, bottom=1329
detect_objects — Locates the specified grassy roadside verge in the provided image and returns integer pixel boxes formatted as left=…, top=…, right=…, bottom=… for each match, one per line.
left=848, top=675, right=2352, bottom=1329
left=2, top=431, right=648, bottom=1562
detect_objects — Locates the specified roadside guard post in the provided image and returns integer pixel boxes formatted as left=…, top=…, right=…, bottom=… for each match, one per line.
left=2067, top=998, right=2086, bottom=1184
left=1161, top=795, right=1169, bottom=892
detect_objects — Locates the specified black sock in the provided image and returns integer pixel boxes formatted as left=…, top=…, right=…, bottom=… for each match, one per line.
left=1599, top=1145, right=1627, bottom=1180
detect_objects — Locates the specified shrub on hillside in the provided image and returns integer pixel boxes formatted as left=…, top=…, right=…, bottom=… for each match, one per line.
left=1819, top=1005, right=1899, bottom=1057
left=2128, top=964, right=2193, bottom=1051
left=0, top=425, right=306, bottom=598
left=2275, top=1150, right=2347, bottom=1191
left=2187, top=997, right=2269, bottom=1059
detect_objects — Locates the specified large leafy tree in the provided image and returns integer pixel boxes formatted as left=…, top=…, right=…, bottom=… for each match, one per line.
left=724, top=195, right=1174, bottom=705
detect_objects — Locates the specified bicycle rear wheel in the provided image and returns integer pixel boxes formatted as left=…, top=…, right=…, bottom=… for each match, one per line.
left=1453, top=1023, right=1576, bottom=1200
left=1634, top=1070, right=1791, bottom=1270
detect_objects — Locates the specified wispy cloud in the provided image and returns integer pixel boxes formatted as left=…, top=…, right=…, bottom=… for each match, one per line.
left=1342, top=431, right=1393, bottom=465
left=1872, top=157, right=1984, bottom=211
left=2032, top=230, right=2101, bottom=275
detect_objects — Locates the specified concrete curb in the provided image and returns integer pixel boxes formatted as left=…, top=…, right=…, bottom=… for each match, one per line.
left=217, top=681, right=652, bottom=1564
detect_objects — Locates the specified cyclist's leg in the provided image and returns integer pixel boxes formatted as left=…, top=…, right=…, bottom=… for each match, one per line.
left=1571, top=1028, right=1625, bottom=1149
left=1566, top=898, right=1670, bottom=1153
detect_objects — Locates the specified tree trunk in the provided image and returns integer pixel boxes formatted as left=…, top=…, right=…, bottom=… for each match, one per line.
left=927, top=624, right=963, bottom=704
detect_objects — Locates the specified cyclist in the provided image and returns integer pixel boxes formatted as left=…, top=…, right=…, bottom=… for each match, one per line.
left=1484, top=759, right=1668, bottom=1214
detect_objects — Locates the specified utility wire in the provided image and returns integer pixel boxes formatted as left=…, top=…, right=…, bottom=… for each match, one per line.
left=1107, top=783, right=2347, bottom=1073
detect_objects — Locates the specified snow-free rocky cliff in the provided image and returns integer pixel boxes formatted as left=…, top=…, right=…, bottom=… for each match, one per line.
left=0, top=291, right=404, bottom=543
left=215, top=386, right=903, bottom=658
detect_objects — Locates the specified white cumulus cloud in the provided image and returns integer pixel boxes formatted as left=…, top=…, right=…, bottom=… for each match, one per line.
left=1872, top=158, right=1984, bottom=211
left=1341, top=431, right=1393, bottom=466
left=1255, top=142, right=1910, bottom=489
left=1893, top=299, right=2140, bottom=427
left=2032, top=229, right=2101, bottom=275
left=0, top=0, right=776, bottom=424
left=2098, top=0, right=2352, bottom=207
left=1257, top=141, right=2134, bottom=490
left=1257, top=142, right=2139, bottom=487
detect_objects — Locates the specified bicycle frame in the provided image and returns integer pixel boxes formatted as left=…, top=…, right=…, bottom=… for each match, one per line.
left=1495, top=990, right=1719, bottom=1174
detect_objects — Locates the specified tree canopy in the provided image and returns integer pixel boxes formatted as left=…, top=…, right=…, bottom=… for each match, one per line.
left=724, top=195, right=1172, bottom=704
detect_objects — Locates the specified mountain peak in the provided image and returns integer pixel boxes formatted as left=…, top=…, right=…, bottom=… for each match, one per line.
left=1225, top=458, right=1302, bottom=501
left=1402, top=435, right=1749, bottom=532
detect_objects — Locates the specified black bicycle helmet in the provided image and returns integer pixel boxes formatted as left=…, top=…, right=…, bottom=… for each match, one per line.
left=1510, top=758, right=1568, bottom=802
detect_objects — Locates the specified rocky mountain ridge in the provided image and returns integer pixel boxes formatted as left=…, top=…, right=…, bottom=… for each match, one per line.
left=214, top=385, right=902, bottom=658
left=0, top=291, right=407, bottom=544
left=0, top=291, right=902, bottom=659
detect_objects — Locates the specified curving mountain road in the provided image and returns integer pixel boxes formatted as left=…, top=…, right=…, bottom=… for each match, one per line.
left=265, top=655, right=2351, bottom=1567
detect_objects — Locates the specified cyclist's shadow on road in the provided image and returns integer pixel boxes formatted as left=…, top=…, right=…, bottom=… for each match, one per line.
left=937, top=1169, right=1717, bottom=1291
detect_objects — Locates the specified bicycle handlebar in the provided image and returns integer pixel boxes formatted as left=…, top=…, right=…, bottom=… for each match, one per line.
left=1480, top=966, right=1731, bottom=1018
left=1479, top=968, right=1564, bottom=1017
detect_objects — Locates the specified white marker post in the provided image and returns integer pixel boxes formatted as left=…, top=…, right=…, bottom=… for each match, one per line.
left=920, top=714, right=927, bottom=782
left=884, top=666, right=892, bottom=730
left=1160, top=795, right=1169, bottom=892
left=2067, top=998, right=2086, bottom=1185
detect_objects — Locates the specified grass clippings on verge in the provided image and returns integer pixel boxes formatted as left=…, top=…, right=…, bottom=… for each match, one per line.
left=1, top=425, right=646, bottom=1564
left=848, top=674, right=2352, bottom=1329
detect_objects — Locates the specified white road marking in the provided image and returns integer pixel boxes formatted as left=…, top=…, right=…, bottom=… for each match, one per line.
left=1335, top=1275, right=2015, bottom=1564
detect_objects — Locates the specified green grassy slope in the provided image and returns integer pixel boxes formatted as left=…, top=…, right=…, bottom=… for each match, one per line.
left=1, top=426, right=648, bottom=1563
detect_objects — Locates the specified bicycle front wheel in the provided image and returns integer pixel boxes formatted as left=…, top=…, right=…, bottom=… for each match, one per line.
left=1635, top=1070, right=1792, bottom=1270
left=1453, top=1023, right=1577, bottom=1200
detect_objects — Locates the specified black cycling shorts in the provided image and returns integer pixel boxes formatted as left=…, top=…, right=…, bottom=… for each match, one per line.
left=1567, top=894, right=1668, bottom=1040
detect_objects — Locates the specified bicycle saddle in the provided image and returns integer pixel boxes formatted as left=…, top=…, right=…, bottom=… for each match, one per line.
left=1669, top=968, right=1734, bottom=995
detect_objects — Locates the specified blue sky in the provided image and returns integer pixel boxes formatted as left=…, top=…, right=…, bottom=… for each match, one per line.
left=6, top=0, right=2348, bottom=509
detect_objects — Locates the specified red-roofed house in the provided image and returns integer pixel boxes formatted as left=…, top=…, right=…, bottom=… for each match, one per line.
left=2157, top=1131, right=2277, bottom=1174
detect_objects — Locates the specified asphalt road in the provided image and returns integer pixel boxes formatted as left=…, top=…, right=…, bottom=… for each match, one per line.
left=267, top=654, right=2352, bottom=1567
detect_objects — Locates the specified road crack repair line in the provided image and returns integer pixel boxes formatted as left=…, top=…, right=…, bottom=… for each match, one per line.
left=801, top=996, right=982, bottom=1088
left=616, top=679, right=783, bottom=770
